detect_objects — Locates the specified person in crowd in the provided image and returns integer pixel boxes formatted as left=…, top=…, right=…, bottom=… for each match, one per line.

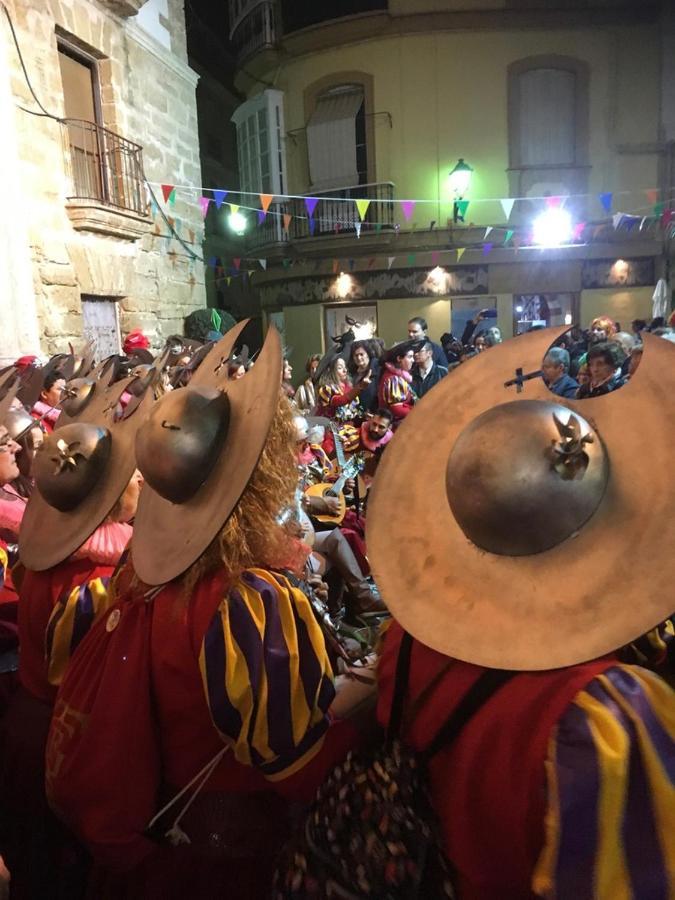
left=281, top=356, right=295, bottom=400
left=49, top=326, right=372, bottom=899
left=0, top=406, right=44, bottom=539
left=576, top=343, right=622, bottom=399
left=378, top=341, right=415, bottom=426
left=610, top=331, right=636, bottom=378
left=589, top=315, right=617, bottom=344
left=461, top=309, right=497, bottom=350
left=407, top=317, right=446, bottom=368
left=359, top=408, right=393, bottom=455
left=316, top=357, right=370, bottom=425
left=541, top=347, right=579, bottom=399
left=30, top=369, right=66, bottom=433
left=348, top=341, right=380, bottom=414
left=412, top=341, right=448, bottom=399
left=0, top=374, right=153, bottom=900
left=294, top=354, right=321, bottom=415
left=623, top=344, right=643, bottom=382
left=368, top=328, right=675, bottom=899
left=631, top=318, right=647, bottom=337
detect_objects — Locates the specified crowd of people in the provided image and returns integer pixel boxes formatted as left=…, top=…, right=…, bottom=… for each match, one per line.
left=0, top=309, right=672, bottom=900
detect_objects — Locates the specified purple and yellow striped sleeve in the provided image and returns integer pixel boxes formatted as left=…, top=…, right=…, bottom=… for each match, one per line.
left=382, top=375, right=409, bottom=405
left=45, top=576, right=113, bottom=687
left=533, top=665, right=675, bottom=899
left=0, top=545, right=8, bottom=592
left=199, top=568, right=335, bottom=781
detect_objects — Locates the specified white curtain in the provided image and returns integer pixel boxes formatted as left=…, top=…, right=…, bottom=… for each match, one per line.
left=519, top=68, right=576, bottom=166
left=307, top=89, right=363, bottom=191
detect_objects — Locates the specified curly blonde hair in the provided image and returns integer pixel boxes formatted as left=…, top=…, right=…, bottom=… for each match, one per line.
left=181, top=393, right=299, bottom=595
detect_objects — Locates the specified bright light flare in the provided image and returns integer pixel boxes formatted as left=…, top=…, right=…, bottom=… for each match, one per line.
left=532, top=208, right=573, bottom=247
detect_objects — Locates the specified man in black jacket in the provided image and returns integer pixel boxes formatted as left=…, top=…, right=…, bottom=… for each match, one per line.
left=412, top=341, right=448, bottom=399
left=407, top=317, right=447, bottom=368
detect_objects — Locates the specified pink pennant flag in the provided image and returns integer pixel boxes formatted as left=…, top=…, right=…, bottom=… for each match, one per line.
left=232, top=258, right=241, bottom=270
left=305, top=197, right=319, bottom=218
left=431, top=251, right=440, bottom=266
left=260, top=194, right=274, bottom=213
left=401, top=200, right=416, bottom=222
left=572, top=222, right=586, bottom=241
left=199, top=196, right=211, bottom=218
left=283, top=214, right=292, bottom=231
left=545, top=196, right=563, bottom=209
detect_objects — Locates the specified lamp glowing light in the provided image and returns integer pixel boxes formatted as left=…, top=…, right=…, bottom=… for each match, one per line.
left=448, top=158, right=473, bottom=197
left=564, top=313, right=573, bottom=325
left=336, top=272, right=352, bottom=298
left=228, top=210, right=248, bottom=235
left=532, top=208, right=573, bottom=247
left=427, top=266, right=447, bottom=293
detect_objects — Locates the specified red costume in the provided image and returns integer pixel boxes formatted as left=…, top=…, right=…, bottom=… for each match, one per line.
left=377, top=363, right=415, bottom=423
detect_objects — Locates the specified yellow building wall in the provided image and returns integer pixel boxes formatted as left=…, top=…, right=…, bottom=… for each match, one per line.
left=283, top=304, right=325, bottom=386
left=580, top=288, right=654, bottom=330
left=267, top=23, right=660, bottom=230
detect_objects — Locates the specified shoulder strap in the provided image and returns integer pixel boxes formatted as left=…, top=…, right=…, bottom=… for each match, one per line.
left=420, top=669, right=515, bottom=764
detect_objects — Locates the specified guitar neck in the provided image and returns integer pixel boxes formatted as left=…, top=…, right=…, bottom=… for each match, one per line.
left=328, top=474, right=348, bottom=496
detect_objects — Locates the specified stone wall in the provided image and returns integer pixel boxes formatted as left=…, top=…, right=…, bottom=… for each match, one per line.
left=1, top=0, right=206, bottom=361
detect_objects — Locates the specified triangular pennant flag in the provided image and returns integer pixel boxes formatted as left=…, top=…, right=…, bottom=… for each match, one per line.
left=348, top=259, right=356, bottom=272
left=456, top=248, right=466, bottom=262
left=355, top=221, right=362, bottom=239
left=504, top=229, right=514, bottom=244
left=572, top=222, right=586, bottom=241
left=654, top=201, right=665, bottom=217
left=387, top=257, right=395, bottom=270
left=226, top=277, right=231, bottom=287
left=661, top=209, right=674, bottom=229
left=229, top=204, right=239, bottom=215
left=639, top=216, right=648, bottom=231
left=645, top=188, right=658, bottom=206
left=161, top=184, right=175, bottom=204
left=375, top=223, right=383, bottom=234
left=305, top=197, right=319, bottom=218
left=431, top=251, right=440, bottom=266
left=612, top=213, right=624, bottom=229
left=258, top=259, right=267, bottom=270
left=599, top=192, right=613, bottom=214
left=407, top=253, right=416, bottom=267
left=199, top=196, right=211, bottom=218
left=355, top=199, right=371, bottom=220
left=213, top=190, right=228, bottom=209
left=500, top=198, right=515, bottom=220
left=283, top=214, right=292, bottom=231
left=332, top=260, right=340, bottom=274
left=232, top=258, right=241, bottom=270
left=545, top=196, right=562, bottom=209
left=309, top=218, right=316, bottom=236
left=401, top=200, right=416, bottom=222
left=482, top=243, right=493, bottom=256
left=282, top=258, right=291, bottom=269
left=260, top=194, right=274, bottom=213
left=367, top=258, right=376, bottom=269
left=257, top=211, right=267, bottom=225
left=456, top=199, right=469, bottom=219
left=248, top=270, right=255, bottom=278
left=484, top=226, right=493, bottom=239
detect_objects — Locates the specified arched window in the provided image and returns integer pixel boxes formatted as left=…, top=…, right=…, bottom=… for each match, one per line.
left=508, top=56, right=590, bottom=204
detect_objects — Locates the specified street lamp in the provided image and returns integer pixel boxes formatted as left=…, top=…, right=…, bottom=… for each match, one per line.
left=449, top=158, right=473, bottom=223
left=228, top=210, right=248, bottom=235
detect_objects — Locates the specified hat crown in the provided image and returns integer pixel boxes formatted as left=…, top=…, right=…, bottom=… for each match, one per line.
left=135, top=387, right=230, bottom=505
left=34, top=424, right=112, bottom=512
left=60, top=378, right=96, bottom=417
left=446, top=400, right=608, bottom=556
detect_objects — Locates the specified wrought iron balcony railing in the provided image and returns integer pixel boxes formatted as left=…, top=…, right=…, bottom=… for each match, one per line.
left=61, top=118, right=146, bottom=216
left=247, top=181, right=395, bottom=250
left=231, top=0, right=279, bottom=63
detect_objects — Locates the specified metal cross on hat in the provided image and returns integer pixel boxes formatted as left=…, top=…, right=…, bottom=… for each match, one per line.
left=504, top=367, right=543, bottom=393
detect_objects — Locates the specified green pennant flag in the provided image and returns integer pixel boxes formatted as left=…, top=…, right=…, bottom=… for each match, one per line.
left=456, top=199, right=469, bottom=219
left=407, top=253, right=416, bottom=267
left=654, top=202, right=665, bottom=217
left=504, top=229, right=514, bottom=244
left=282, top=258, right=291, bottom=269
left=375, top=223, right=383, bottom=234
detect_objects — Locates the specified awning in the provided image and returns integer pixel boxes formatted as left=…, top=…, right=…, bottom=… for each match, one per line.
left=307, top=90, right=363, bottom=192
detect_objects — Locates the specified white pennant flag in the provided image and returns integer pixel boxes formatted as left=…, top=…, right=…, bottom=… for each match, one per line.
left=387, top=256, right=395, bottom=269
left=612, top=213, right=624, bottom=229
left=258, top=258, right=267, bottom=270
left=484, top=226, right=493, bottom=239
left=355, top=221, right=362, bottom=239
left=500, top=198, right=515, bottom=221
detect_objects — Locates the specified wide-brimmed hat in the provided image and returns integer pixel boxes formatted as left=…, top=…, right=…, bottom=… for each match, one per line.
left=367, top=328, right=675, bottom=670
left=131, top=320, right=282, bottom=585
left=384, top=339, right=416, bottom=364
left=19, top=374, right=154, bottom=571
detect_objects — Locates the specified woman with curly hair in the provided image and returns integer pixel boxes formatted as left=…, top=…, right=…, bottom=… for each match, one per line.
left=316, top=357, right=370, bottom=426
left=294, top=354, right=321, bottom=415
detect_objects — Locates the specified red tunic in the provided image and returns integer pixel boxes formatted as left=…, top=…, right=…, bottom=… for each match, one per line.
left=377, top=621, right=617, bottom=900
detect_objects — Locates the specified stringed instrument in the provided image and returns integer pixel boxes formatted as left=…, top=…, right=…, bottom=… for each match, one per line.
left=304, top=423, right=363, bottom=524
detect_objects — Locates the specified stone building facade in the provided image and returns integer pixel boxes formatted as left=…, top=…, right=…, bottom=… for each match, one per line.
left=0, top=0, right=207, bottom=363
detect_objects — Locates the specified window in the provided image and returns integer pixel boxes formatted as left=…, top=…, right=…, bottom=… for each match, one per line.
left=513, top=294, right=578, bottom=335
left=306, top=85, right=366, bottom=191
left=508, top=56, right=589, bottom=205
left=81, top=296, right=121, bottom=360
left=232, top=90, right=286, bottom=195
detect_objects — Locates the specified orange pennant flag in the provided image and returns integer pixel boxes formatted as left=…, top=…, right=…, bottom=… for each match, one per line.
left=260, top=194, right=274, bottom=213
left=645, top=188, right=659, bottom=205
left=283, top=213, right=292, bottom=231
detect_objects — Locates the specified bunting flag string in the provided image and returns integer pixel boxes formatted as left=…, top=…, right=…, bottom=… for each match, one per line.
left=599, top=192, right=613, bottom=214
left=455, top=199, right=469, bottom=219
left=260, top=194, right=274, bottom=213
left=645, top=188, right=658, bottom=206
left=387, top=257, right=395, bottom=269
left=283, top=213, right=293, bottom=231
left=258, top=259, right=267, bottom=270
left=456, top=248, right=465, bottom=262
left=213, top=190, right=228, bottom=209
left=482, top=243, right=493, bottom=256
left=484, top=226, right=493, bottom=240
left=161, top=184, right=175, bottom=204
left=500, top=198, right=515, bottom=220
left=305, top=197, right=319, bottom=218
left=199, top=196, right=211, bottom=218
left=401, top=200, right=416, bottom=222
left=356, top=199, right=371, bottom=220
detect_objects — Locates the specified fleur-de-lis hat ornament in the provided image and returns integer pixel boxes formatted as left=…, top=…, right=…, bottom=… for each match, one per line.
left=19, top=369, right=156, bottom=572
left=367, top=327, right=675, bottom=671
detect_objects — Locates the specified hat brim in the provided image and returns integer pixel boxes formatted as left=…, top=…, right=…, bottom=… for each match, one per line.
left=19, top=379, right=153, bottom=571
left=131, top=324, right=282, bottom=585
left=367, top=329, right=675, bottom=670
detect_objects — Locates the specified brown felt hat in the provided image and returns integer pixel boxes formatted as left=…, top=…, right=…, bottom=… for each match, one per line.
left=131, top=320, right=282, bottom=585
left=19, top=375, right=154, bottom=572
left=367, top=328, right=675, bottom=670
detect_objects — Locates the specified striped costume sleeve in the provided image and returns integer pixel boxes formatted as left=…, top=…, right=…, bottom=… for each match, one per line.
left=532, top=664, right=675, bottom=899
left=45, top=576, right=113, bottom=687
left=382, top=374, right=410, bottom=405
left=199, top=567, right=335, bottom=781
left=317, top=383, right=337, bottom=408
left=0, top=544, right=8, bottom=593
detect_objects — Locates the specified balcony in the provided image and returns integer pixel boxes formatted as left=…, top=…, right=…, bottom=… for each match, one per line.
left=230, top=1, right=279, bottom=64
left=280, top=0, right=388, bottom=34
left=247, top=181, right=395, bottom=251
